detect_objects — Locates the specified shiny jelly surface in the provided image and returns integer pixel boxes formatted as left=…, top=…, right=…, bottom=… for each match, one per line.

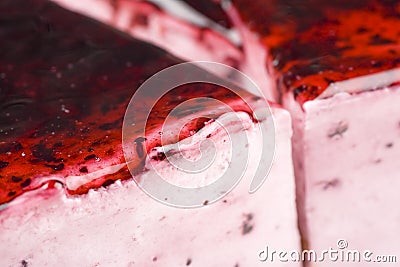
left=233, top=0, right=400, bottom=104
left=0, top=0, right=256, bottom=205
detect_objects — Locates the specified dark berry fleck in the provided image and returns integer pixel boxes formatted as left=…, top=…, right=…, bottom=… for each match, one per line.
left=386, top=143, right=394, bottom=148
left=151, top=152, right=166, bottom=161
left=328, top=122, right=348, bottom=138
left=186, top=258, right=192, bottom=266
left=91, top=140, right=101, bottom=146
left=53, top=142, right=63, bottom=148
left=14, top=143, right=23, bottom=151
left=79, top=166, right=88, bottom=173
left=293, top=84, right=308, bottom=98
left=357, top=27, right=368, bottom=33
left=371, top=61, right=383, bottom=67
left=21, top=178, right=31, bottom=188
left=45, top=163, right=65, bottom=171
left=242, top=223, right=253, bottom=235
left=32, top=143, right=56, bottom=162
left=102, top=179, right=115, bottom=188
left=81, top=127, right=90, bottom=134
left=11, top=176, right=23, bottom=183
left=8, top=191, right=16, bottom=197
left=84, top=154, right=97, bottom=161
left=323, top=77, right=336, bottom=84
left=53, top=158, right=64, bottom=163
left=21, top=260, right=28, bottom=267
left=242, top=213, right=254, bottom=235
left=369, top=34, right=394, bottom=45
left=0, top=161, right=9, bottom=168
left=317, top=178, right=341, bottom=190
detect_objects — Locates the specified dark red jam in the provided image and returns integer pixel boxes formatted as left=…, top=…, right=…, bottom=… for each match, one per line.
left=0, top=0, right=257, bottom=204
left=233, top=0, right=400, bottom=104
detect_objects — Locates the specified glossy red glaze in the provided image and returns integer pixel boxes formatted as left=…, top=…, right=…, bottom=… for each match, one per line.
left=0, top=0, right=257, bottom=204
left=232, top=0, right=400, bottom=104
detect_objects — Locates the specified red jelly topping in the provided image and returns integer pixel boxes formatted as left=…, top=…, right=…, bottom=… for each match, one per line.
left=232, top=0, right=400, bottom=104
left=0, top=0, right=258, bottom=204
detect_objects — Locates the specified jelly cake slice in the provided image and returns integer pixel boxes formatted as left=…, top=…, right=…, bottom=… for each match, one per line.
left=0, top=1, right=301, bottom=266
left=229, top=0, right=400, bottom=262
